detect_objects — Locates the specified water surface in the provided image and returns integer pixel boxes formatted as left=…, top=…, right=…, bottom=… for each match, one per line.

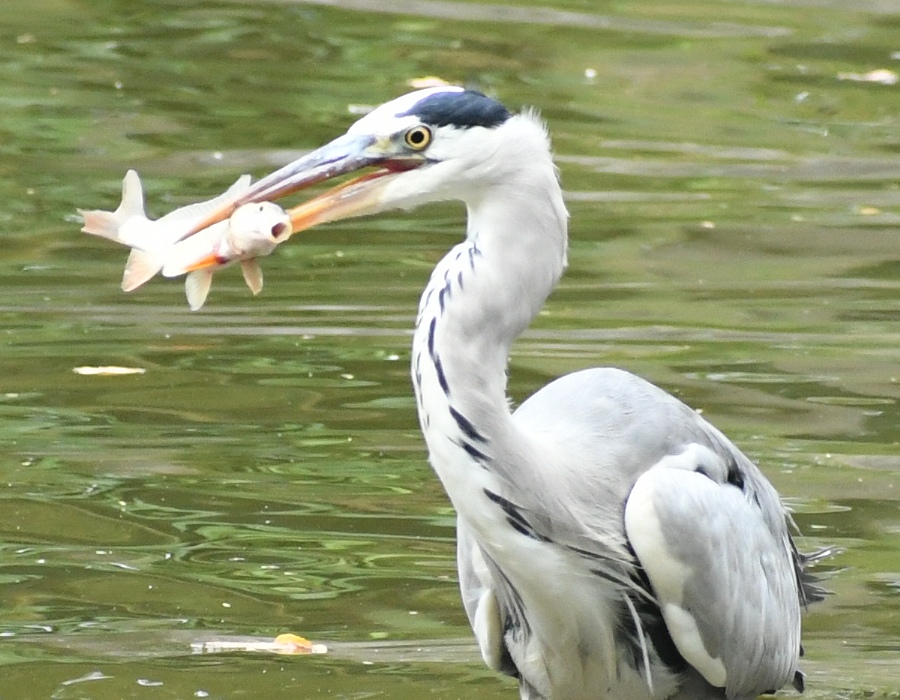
left=0, top=0, right=897, bottom=697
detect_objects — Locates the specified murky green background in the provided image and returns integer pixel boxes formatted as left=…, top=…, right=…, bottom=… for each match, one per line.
left=1, top=0, right=897, bottom=698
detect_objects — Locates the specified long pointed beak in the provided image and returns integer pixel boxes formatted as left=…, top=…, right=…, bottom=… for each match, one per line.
left=240, top=133, right=381, bottom=203
left=286, top=169, right=397, bottom=233
left=185, top=133, right=404, bottom=236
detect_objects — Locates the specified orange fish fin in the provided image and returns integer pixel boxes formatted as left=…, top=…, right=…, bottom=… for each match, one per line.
left=184, top=269, right=214, bottom=311
left=180, top=254, right=220, bottom=273
left=240, top=258, right=264, bottom=295
left=122, top=249, right=163, bottom=292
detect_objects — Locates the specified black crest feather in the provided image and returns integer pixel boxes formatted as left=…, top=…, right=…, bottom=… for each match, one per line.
left=402, top=89, right=511, bottom=129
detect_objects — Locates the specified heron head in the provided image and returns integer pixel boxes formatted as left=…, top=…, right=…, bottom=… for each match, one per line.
left=188, top=87, right=555, bottom=236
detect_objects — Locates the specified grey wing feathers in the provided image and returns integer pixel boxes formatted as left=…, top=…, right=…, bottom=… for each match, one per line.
left=508, top=367, right=812, bottom=695
left=458, top=367, right=820, bottom=698
left=794, top=544, right=837, bottom=606
left=625, top=465, right=801, bottom=697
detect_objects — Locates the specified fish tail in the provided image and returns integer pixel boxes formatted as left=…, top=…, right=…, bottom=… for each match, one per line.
left=79, top=209, right=124, bottom=242
left=79, top=170, right=147, bottom=243
left=184, top=269, right=214, bottom=311
left=118, top=169, right=146, bottom=220
left=122, top=249, right=164, bottom=292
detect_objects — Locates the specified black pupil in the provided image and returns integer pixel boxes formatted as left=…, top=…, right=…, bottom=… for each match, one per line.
left=410, top=129, right=425, bottom=145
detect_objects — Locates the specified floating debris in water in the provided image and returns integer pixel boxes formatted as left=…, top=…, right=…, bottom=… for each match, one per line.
left=836, top=68, right=898, bottom=85
left=72, top=366, right=146, bottom=376
left=60, top=671, right=113, bottom=686
left=191, top=633, right=327, bottom=655
left=408, top=76, right=451, bottom=89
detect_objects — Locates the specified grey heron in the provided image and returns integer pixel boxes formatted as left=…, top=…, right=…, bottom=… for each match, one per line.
left=197, top=86, right=826, bottom=700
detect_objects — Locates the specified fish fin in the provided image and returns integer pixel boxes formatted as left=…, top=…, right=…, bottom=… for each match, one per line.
left=118, top=169, right=147, bottom=220
left=122, top=249, right=163, bottom=292
left=79, top=209, right=124, bottom=242
left=80, top=170, right=147, bottom=244
left=241, top=258, right=264, bottom=295
left=156, top=174, right=252, bottom=236
left=184, top=269, right=214, bottom=311
left=161, top=225, right=224, bottom=277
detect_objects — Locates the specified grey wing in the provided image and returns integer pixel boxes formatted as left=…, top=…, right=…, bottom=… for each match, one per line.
left=507, top=368, right=807, bottom=695
left=624, top=451, right=801, bottom=698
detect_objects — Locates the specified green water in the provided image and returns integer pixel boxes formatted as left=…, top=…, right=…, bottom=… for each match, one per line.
left=1, top=0, right=897, bottom=697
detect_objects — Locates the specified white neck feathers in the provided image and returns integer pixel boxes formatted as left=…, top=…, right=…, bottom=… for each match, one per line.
left=410, top=113, right=568, bottom=498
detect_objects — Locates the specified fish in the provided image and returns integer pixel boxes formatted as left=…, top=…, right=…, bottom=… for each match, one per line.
left=79, top=170, right=292, bottom=310
left=160, top=200, right=292, bottom=310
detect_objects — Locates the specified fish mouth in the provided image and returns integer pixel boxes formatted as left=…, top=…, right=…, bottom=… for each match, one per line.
left=185, top=133, right=425, bottom=237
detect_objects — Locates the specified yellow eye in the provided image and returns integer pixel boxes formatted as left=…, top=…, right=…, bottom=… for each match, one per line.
left=404, top=126, right=432, bottom=150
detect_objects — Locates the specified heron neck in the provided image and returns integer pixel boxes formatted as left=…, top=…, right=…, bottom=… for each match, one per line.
left=411, top=175, right=568, bottom=497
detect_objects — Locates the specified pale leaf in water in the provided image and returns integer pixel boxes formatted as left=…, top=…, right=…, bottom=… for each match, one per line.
left=73, top=366, right=147, bottom=376
left=408, top=76, right=451, bottom=89
left=836, top=68, right=898, bottom=85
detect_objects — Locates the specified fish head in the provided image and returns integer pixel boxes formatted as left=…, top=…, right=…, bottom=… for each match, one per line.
left=225, top=202, right=292, bottom=257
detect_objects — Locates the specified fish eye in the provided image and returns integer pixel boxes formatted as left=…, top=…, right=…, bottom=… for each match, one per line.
left=404, top=126, right=432, bottom=151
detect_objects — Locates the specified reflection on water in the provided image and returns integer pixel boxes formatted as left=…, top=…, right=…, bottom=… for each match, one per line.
left=0, top=0, right=897, bottom=697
